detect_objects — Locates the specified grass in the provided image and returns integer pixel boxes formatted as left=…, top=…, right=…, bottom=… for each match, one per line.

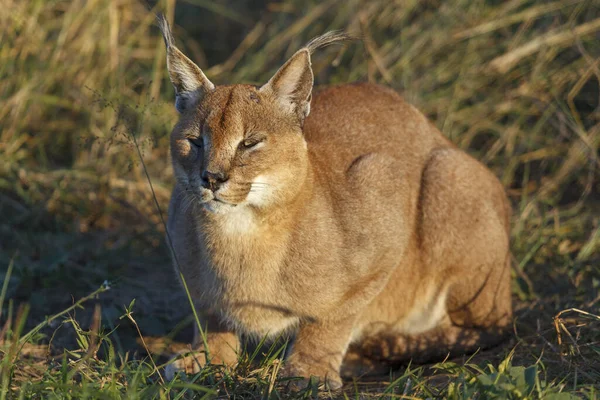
left=1, top=0, right=599, bottom=398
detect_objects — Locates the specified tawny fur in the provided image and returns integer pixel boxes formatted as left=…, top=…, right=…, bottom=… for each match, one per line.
left=158, top=15, right=512, bottom=389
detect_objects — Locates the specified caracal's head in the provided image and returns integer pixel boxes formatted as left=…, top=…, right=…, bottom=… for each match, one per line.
left=158, top=15, right=349, bottom=215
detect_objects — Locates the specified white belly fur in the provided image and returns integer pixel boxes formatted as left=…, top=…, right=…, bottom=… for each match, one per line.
left=396, top=285, right=448, bottom=335
left=351, top=285, right=449, bottom=343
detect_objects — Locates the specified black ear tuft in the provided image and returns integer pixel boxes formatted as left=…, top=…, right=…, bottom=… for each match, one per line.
left=156, top=13, right=215, bottom=113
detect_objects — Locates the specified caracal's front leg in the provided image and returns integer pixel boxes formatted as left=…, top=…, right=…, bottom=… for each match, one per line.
left=165, top=313, right=240, bottom=380
left=282, top=317, right=356, bottom=390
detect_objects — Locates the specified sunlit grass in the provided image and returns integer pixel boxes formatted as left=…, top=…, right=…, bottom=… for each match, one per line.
left=1, top=0, right=599, bottom=398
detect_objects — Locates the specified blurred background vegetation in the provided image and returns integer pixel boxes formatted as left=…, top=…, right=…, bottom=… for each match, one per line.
left=1, top=0, right=599, bottom=396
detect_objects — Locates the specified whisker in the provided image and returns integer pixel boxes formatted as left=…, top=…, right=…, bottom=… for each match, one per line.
left=181, top=194, right=193, bottom=214
left=181, top=192, right=199, bottom=215
left=189, top=196, right=197, bottom=213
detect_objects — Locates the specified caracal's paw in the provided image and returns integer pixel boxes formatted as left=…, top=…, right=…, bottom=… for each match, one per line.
left=164, top=350, right=207, bottom=381
left=281, top=360, right=343, bottom=391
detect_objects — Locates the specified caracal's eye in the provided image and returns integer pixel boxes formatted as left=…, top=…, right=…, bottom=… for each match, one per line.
left=240, top=135, right=265, bottom=150
left=189, top=137, right=203, bottom=148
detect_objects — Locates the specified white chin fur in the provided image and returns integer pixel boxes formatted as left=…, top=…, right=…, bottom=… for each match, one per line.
left=202, top=200, right=257, bottom=234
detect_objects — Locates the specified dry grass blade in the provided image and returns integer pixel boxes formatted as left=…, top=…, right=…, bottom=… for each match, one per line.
left=124, top=307, right=165, bottom=385
left=553, top=308, right=600, bottom=356
left=261, top=0, right=339, bottom=57
left=454, top=0, right=584, bottom=39
left=489, top=17, right=600, bottom=73
left=359, top=12, right=392, bottom=83
left=207, top=21, right=266, bottom=77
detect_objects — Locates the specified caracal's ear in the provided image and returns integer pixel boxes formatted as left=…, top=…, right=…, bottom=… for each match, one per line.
left=157, top=14, right=214, bottom=113
left=260, top=31, right=353, bottom=124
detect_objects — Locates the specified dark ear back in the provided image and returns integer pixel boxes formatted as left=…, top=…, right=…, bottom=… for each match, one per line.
left=157, top=14, right=214, bottom=113
left=259, top=31, right=353, bottom=124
